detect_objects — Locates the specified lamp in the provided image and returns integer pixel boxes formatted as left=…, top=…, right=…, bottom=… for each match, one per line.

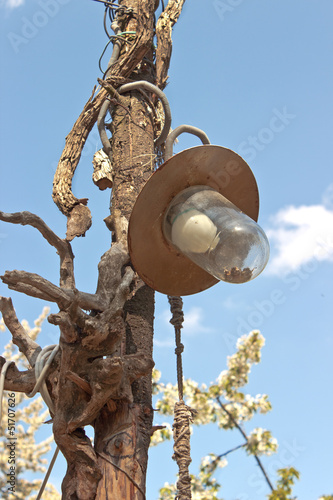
left=163, top=185, right=269, bottom=284
left=128, top=126, right=269, bottom=296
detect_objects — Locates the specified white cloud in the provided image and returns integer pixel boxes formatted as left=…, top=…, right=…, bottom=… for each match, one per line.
left=1, top=0, right=24, bottom=8
left=157, top=306, right=212, bottom=344
left=153, top=338, right=174, bottom=348
left=183, top=306, right=213, bottom=335
left=221, top=296, right=243, bottom=310
left=265, top=203, right=333, bottom=275
left=322, top=183, right=333, bottom=209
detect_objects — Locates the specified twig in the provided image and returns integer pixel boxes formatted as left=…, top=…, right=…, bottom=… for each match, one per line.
left=0, top=211, right=67, bottom=253
left=0, top=357, right=36, bottom=393
left=0, top=211, right=75, bottom=288
left=217, top=442, right=247, bottom=459
left=216, top=396, right=274, bottom=491
left=1, top=271, right=106, bottom=312
left=1, top=271, right=72, bottom=308
left=97, top=78, right=122, bottom=101
left=0, top=296, right=41, bottom=366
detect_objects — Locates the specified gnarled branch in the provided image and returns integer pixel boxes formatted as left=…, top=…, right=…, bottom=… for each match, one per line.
left=1, top=271, right=72, bottom=308
left=52, top=0, right=155, bottom=240
left=66, top=353, right=153, bottom=432
left=1, top=270, right=107, bottom=312
left=0, top=357, right=36, bottom=393
left=156, top=0, right=187, bottom=89
left=0, top=210, right=74, bottom=289
left=0, top=296, right=41, bottom=366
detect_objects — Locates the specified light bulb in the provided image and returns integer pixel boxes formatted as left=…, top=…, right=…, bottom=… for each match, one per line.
left=171, top=209, right=219, bottom=253
left=163, top=186, right=270, bottom=284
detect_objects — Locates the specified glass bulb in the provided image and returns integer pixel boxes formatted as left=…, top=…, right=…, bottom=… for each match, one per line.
left=163, top=186, right=270, bottom=284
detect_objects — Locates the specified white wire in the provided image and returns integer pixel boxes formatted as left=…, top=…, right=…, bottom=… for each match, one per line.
left=0, top=345, right=61, bottom=499
left=28, top=345, right=60, bottom=415
left=35, top=445, right=60, bottom=500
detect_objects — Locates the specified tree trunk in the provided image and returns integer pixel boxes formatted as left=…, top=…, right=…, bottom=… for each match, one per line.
left=94, top=2, right=156, bottom=498
left=94, top=85, right=156, bottom=500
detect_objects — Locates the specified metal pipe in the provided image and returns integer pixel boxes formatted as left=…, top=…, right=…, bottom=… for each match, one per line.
left=117, top=81, right=172, bottom=146
left=164, top=124, right=211, bottom=161
left=98, top=81, right=172, bottom=155
left=97, top=98, right=112, bottom=159
left=97, top=16, right=123, bottom=159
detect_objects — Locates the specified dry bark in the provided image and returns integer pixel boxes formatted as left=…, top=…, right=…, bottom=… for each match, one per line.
left=0, top=0, right=187, bottom=498
left=156, top=0, right=187, bottom=89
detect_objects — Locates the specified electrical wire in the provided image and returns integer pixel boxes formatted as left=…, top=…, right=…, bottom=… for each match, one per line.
left=99, top=33, right=134, bottom=75
left=98, top=38, right=114, bottom=74
left=103, top=7, right=111, bottom=38
left=109, top=5, right=115, bottom=22
left=94, top=0, right=136, bottom=76
left=0, top=347, right=60, bottom=499
left=90, top=0, right=119, bottom=8
left=27, top=345, right=60, bottom=414
left=35, top=446, right=60, bottom=500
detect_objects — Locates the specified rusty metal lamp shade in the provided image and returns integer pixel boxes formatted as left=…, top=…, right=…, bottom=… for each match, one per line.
left=128, top=144, right=269, bottom=296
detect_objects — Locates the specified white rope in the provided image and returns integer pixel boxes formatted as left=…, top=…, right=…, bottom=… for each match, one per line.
left=28, top=345, right=60, bottom=499
left=27, top=345, right=60, bottom=414
left=0, top=345, right=61, bottom=499
left=36, top=445, right=60, bottom=500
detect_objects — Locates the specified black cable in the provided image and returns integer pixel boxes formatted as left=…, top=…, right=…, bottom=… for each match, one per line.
left=103, top=7, right=111, bottom=38
left=90, top=0, right=118, bottom=8
left=109, top=5, right=115, bottom=22
left=93, top=0, right=135, bottom=75
left=98, top=37, right=114, bottom=74
left=99, top=32, right=133, bottom=75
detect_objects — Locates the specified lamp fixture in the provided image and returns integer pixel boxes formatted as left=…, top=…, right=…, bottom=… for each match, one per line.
left=128, top=125, right=269, bottom=296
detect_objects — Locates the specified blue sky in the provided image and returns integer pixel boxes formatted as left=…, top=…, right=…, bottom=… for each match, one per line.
left=0, top=1, right=332, bottom=498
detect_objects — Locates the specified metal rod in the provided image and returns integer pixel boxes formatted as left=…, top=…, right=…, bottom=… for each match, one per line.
left=164, top=124, right=211, bottom=161
left=117, top=81, right=172, bottom=146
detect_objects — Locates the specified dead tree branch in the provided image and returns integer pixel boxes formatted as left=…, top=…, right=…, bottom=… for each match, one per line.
left=52, top=0, right=157, bottom=241
left=1, top=271, right=72, bottom=306
left=0, top=210, right=74, bottom=288
left=0, top=357, right=36, bottom=393
left=156, top=0, right=187, bottom=89
left=0, top=296, right=41, bottom=366
left=1, top=270, right=107, bottom=312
